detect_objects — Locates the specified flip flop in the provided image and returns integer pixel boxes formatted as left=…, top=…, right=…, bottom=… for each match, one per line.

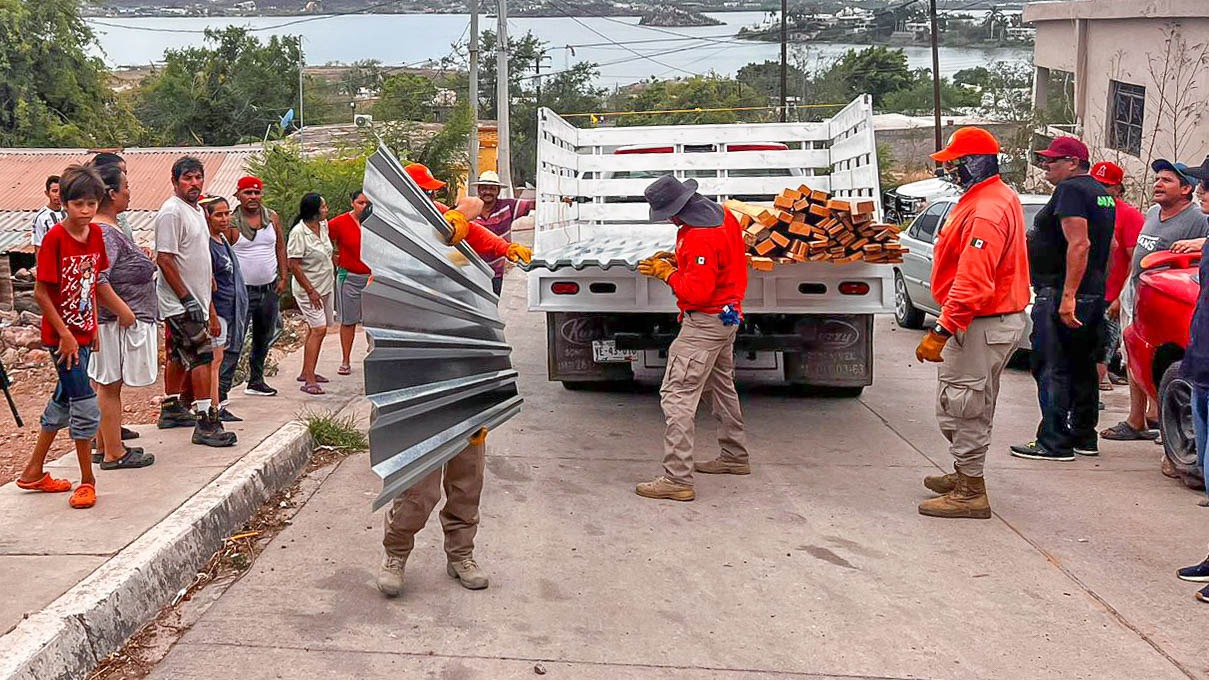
left=297, top=374, right=330, bottom=383
left=300, top=383, right=325, bottom=395
left=1101, top=421, right=1158, bottom=441
left=94, top=444, right=144, bottom=464
left=100, top=448, right=155, bottom=470
left=70, top=483, right=96, bottom=509
left=337, top=364, right=352, bottom=376
left=16, top=473, right=72, bottom=493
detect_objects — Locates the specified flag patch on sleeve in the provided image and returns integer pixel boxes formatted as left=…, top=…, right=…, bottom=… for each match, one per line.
left=696, top=256, right=706, bottom=265
left=970, top=238, right=985, bottom=249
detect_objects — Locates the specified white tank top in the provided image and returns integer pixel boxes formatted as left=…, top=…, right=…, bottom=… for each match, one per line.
left=231, top=221, right=279, bottom=286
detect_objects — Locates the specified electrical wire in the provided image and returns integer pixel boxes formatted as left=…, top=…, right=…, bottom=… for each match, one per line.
left=88, top=0, right=409, bottom=34
left=540, top=0, right=702, bottom=78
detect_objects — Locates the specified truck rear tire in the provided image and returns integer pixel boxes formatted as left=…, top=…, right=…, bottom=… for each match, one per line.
left=790, top=385, right=865, bottom=398
left=561, top=380, right=638, bottom=392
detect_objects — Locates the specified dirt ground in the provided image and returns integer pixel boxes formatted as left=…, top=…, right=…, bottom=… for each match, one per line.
left=0, top=313, right=309, bottom=487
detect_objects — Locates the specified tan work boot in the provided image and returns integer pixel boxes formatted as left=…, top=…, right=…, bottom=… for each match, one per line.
left=447, top=557, right=490, bottom=590
left=377, top=554, right=407, bottom=597
left=923, top=469, right=958, bottom=495
left=918, top=472, right=991, bottom=519
left=694, top=457, right=751, bottom=475
left=635, top=476, right=695, bottom=501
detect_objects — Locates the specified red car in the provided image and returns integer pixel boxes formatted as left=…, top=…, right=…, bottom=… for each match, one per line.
left=1124, top=249, right=1202, bottom=488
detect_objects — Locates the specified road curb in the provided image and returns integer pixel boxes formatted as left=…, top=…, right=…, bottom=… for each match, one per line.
left=0, top=420, right=314, bottom=680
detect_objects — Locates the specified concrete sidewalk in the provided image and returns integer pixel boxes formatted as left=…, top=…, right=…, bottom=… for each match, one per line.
left=0, top=332, right=367, bottom=679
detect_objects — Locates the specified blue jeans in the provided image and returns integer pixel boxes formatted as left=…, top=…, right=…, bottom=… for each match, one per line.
left=1194, top=385, right=1209, bottom=497
left=41, top=346, right=100, bottom=441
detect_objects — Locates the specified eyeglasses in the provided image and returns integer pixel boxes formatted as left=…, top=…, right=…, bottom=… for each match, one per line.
left=1037, top=156, right=1074, bottom=166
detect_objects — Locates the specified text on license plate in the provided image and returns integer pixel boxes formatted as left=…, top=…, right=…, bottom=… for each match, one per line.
left=592, top=340, right=639, bottom=363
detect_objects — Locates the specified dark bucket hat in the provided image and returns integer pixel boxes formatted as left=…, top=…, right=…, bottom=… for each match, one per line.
left=644, top=176, right=724, bottom=227
left=1184, top=155, right=1209, bottom=182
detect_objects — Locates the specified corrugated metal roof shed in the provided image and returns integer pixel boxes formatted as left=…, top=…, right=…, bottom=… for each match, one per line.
left=0, top=146, right=259, bottom=211
left=0, top=210, right=159, bottom=254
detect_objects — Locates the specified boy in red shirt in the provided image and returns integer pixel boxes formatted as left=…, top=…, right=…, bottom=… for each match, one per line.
left=1091, top=161, right=1144, bottom=389
left=16, top=166, right=129, bottom=509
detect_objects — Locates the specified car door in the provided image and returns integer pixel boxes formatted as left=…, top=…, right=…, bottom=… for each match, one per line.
left=899, top=201, right=949, bottom=313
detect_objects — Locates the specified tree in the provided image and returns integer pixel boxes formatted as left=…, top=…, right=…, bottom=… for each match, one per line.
left=735, top=61, right=809, bottom=102
left=827, top=47, right=912, bottom=107
left=881, top=70, right=979, bottom=114
left=612, top=76, right=770, bottom=127
left=511, top=62, right=606, bottom=185
left=0, top=0, right=144, bottom=146
left=134, top=26, right=302, bottom=145
left=374, top=73, right=439, bottom=122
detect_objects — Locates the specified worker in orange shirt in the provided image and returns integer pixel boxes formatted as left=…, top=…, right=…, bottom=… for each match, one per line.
left=376, top=163, right=530, bottom=600
left=914, top=127, right=1031, bottom=519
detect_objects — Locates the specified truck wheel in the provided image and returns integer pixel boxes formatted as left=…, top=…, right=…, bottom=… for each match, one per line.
left=1158, top=361, right=1198, bottom=475
left=561, top=380, right=638, bottom=392
left=894, top=271, right=926, bottom=329
left=790, top=385, right=865, bottom=398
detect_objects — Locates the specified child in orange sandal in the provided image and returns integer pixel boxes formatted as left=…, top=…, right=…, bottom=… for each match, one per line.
left=16, top=166, right=127, bottom=510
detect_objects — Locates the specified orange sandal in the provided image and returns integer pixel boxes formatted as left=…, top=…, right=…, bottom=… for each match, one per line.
left=16, top=473, right=72, bottom=493
left=69, top=483, right=96, bottom=509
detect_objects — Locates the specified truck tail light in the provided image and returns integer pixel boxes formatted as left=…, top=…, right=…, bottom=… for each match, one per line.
left=551, top=282, right=580, bottom=295
left=839, top=281, right=870, bottom=295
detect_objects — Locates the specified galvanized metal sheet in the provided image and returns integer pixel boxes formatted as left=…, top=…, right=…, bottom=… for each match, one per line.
left=360, top=146, right=522, bottom=510
left=519, top=225, right=673, bottom=272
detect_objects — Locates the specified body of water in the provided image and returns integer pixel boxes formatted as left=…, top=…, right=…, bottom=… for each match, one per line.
left=87, top=12, right=1031, bottom=87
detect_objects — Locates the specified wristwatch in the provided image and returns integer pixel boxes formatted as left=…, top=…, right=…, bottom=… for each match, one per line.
left=932, top=323, right=952, bottom=338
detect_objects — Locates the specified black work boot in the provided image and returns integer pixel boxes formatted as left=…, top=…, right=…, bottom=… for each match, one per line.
left=192, top=407, right=238, bottom=447
left=157, top=397, right=196, bottom=429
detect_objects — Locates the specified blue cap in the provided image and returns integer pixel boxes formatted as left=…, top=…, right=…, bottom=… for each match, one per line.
left=1152, top=159, right=1194, bottom=186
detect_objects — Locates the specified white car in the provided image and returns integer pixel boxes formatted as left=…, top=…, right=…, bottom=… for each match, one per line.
left=893, top=194, right=1050, bottom=351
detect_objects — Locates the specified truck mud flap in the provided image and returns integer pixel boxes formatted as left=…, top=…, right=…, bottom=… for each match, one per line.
left=546, top=312, right=637, bottom=382
left=783, top=315, right=873, bottom=387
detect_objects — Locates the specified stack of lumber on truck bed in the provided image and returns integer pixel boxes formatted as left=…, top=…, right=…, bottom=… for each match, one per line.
left=723, top=185, right=907, bottom=272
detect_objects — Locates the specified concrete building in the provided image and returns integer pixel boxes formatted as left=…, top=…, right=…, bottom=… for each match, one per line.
left=1024, top=0, right=1209, bottom=194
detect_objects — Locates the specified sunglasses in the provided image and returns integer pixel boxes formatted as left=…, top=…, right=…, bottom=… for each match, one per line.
left=1037, top=155, right=1075, bottom=166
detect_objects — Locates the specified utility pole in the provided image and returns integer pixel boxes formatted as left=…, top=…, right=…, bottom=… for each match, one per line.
left=468, top=0, right=480, bottom=192
left=535, top=50, right=549, bottom=112
left=496, top=0, right=513, bottom=193
left=929, top=0, right=942, bottom=156
left=779, top=0, right=788, bottom=122
left=298, top=38, right=305, bottom=156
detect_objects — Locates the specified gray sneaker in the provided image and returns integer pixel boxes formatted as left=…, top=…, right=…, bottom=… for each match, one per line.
left=447, top=557, right=489, bottom=590
left=377, top=554, right=407, bottom=597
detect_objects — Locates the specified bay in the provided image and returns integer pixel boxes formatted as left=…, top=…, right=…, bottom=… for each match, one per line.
left=87, top=12, right=1030, bottom=88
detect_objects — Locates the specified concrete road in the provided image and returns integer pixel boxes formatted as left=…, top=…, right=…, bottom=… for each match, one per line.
left=147, top=272, right=1207, bottom=680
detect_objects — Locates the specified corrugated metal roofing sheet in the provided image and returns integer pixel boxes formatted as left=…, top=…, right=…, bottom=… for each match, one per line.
left=360, top=145, right=523, bottom=510
left=519, top=234, right=674, bottom=271
left=0, top=210, right=158, bottom=253
left=0, top=146, right=259, bottom=212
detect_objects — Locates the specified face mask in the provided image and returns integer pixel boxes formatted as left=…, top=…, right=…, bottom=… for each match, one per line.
left=946, top=154, right=1000, bottom=191
left=360, top=203, right=373, bottom=222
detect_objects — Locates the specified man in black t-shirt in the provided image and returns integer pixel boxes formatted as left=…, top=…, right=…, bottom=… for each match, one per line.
left=1011, top=136, right=1116, bottom=461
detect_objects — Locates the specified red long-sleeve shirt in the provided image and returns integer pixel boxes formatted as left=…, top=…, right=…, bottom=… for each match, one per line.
left=434, top=201, right=510, bottom=260
left=931, top=175, right=1031, bottom=332
left=668, top=208, right=749, bottom=315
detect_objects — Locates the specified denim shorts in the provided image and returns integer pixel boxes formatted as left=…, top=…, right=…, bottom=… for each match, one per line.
left=40, top=345, right=100, bottom=440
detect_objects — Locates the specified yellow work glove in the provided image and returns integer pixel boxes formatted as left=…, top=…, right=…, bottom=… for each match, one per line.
left=651, top=250, right=676, bottom=263
left=637, top=257, right=675, bottom=282
left=915, top=329, right=949, bottom=363
left=469, top=426, right=489, bottom=446
left=443, top=209, right=471, bottom=246
left=506, top=242, right=533, bottom=264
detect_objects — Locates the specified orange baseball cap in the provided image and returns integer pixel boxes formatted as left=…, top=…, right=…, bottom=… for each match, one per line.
left=404, top=163, right=446, bottom=191
left=930, top=127, right=1001, bottom=163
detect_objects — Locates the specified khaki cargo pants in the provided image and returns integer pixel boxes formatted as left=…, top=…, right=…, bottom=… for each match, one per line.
left=936, top=312, right=1027, bottom=477
left=660, top=311, right=749, bottom=486
left=383, top=442, right=485, bottom=561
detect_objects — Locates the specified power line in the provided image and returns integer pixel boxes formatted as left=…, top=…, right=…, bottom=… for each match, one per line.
left=88, top=0, right=409, bottom=34
left=540, top=0, right=701, bottom=78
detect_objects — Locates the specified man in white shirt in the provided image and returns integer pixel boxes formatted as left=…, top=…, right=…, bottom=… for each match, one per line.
left=154, top=156, right=237, bottom=448
left=30, top=175, right=64, bottom=258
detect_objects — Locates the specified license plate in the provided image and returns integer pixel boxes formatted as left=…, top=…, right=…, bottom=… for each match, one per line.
left=592, top=340, right=638, bottom=363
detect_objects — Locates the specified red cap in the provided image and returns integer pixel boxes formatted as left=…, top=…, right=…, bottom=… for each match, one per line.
left=930, top=127, right=1000, bottom=162
left=1090, top=161, right=1124, bottom=186
left=237, top=176, right=263, bottom=192
left=1036, top=136, right=1090, bottom=161
left=404, top=163, right=446, bottom=191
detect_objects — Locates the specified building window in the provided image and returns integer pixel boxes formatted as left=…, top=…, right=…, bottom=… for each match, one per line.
left=1108, top=80, right=1145, bottom=156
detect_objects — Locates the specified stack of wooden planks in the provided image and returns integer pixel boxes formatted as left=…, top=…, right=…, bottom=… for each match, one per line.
left=723, top=185, right=907, bottom=272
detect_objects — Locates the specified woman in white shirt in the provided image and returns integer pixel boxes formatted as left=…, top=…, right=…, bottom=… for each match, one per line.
left=287, top=193, right=334, bottom=395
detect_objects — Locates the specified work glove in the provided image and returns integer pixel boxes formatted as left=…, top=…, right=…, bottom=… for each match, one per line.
left=914, top=329, right=949, bottom=363
left=505, top=242, right=532, bottom=264
left=469, top=426, right=489, bottom=446
left=651, top=250, right=676, bottom=263
left=637, top=257, right=675, bottom=282
left=180, top=294, right=207, bottom=325
left=443, top=209, right=471, bottom=246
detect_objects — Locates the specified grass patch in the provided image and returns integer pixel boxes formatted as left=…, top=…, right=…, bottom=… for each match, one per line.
left=300, top=408, right=369, bottom=452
